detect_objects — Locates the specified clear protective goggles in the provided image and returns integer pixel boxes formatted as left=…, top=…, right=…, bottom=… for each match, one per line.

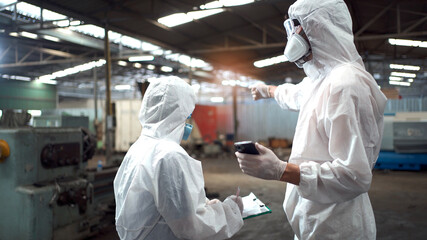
left=283, top=18, right=301, bottom=38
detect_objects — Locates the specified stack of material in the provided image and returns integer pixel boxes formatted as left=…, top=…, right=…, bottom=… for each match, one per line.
left=269, top=138, right=291, bottom=149
left=381, top=88, right=400, bottom=99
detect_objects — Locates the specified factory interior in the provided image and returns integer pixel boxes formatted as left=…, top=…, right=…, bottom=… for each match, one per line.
left=0, top=0, right=427, bottom=239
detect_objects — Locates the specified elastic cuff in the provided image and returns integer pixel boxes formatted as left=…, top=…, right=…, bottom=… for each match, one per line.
left=280, top=170, right=287, bottom=181
left=278, top=162, right=288, bottom=181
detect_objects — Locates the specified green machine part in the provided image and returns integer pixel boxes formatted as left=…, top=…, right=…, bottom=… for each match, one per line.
left=0, top=128, right=99, bottom=240
left=0, top=79, right=57, bottom=110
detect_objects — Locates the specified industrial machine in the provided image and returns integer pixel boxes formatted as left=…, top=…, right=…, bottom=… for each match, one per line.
left=376, top=112, right=427, bottom=171
left=0, top=127, right=117, bottom=240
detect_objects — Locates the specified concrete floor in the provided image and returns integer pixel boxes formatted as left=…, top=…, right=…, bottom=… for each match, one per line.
left=92, top=152, right=427, bottom=240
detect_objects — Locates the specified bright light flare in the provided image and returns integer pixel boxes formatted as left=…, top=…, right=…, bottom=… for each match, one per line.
left=388, top=38, right=427, bottom=48
left=391, top=72, right=416, bottom=78
left=389, top=64, right=420, bottom=71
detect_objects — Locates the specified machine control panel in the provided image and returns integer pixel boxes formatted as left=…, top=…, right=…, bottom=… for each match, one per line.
left=40, top=143, right=80, bottom=168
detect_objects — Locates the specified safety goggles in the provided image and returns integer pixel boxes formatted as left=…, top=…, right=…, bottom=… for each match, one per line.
left=283, top=19, right=301, bottom=38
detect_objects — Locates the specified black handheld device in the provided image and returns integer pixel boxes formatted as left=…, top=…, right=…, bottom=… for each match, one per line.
left=234, top=141, right=260, bottom=155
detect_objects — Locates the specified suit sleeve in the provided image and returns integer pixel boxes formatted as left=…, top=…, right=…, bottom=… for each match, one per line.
left=153, top=152, right=243, bottom=240
left=274, top=77, right=311, bottom=111
left=296, top=86, right=376, bottom=204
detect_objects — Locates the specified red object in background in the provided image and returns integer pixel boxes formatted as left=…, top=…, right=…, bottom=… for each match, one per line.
left=192, top=105, right=217, bottom=143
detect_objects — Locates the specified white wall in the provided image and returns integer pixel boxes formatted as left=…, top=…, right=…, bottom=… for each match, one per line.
left=115, top=99, right=142, bottom=151
left=237, top=99, right=299, bottom=142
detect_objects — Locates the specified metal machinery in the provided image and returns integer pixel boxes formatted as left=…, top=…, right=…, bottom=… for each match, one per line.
left=376, top=113, right=427, bottom=171
left=0, top=127, right=117, bottom=240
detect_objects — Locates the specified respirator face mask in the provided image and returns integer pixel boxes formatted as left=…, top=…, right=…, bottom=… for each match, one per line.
left=283, top=19, right=311, bottom=68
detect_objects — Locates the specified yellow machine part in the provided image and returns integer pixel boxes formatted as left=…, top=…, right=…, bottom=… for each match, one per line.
left=0, top=139, right=10, bottom=163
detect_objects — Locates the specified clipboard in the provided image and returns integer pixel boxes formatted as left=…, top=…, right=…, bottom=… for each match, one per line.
left=241, top=192, right=272, bottom=219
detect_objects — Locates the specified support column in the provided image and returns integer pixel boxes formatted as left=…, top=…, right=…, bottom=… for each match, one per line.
left=233, top=86, right=238, bottom=141
left=104, top=26, right=113, bottom=163
left=93, top=66, right=98, bottom=121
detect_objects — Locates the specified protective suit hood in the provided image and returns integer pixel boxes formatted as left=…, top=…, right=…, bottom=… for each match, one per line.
left=288, top=0, right=364, bottom=80
left=139, top=77, right=196, bottom=143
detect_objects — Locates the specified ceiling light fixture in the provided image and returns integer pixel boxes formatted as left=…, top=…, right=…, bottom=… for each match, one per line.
left=254, top=55, right=288, bottom=68
left=389, top=81, right=410, bottom=86
left=37, top=59, right=106, bottom=84
left=43, top=35, right=60, bottom=42
left=54, top=20, right=70, bottom=27
left=2, top=74, right=31, bottom=81
left=201, top=0, right=254, bottom=9
left=158, top=13, right=193, bottom=27
left=69, top=20, right=81, bottom=26
left=147, top=64, right=155, bottom=70
left=388, top=38, right=427, bottom=48
left=117, top=61, right=128, bottom=66
left=128, top=55, right=154, bottom=62
left=13, top=75, right=31, bottom=81
left=20, top=31, right=38, bottom=39
left=115, top=85, right=132, bottom=90
left=36, top=79, right=58, bottom=85
left=133, top=63, right=142, bottom=68
left=158, top=9, right=224, bottom=27
left=389, top=76, right=403, bottom=81
left=389, top=64, right=420, bottom=71
left=391, top=72, right=416, bottom=78
left=160, top=66, right=173, bottom=72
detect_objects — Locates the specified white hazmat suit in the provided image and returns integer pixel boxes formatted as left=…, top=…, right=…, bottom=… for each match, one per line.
left=114, top=77, right=243, bottom=240
left=275, top=0, right=387, bottom=239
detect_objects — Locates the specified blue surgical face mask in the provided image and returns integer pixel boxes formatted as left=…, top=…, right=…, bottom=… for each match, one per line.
left=182, top=123, right=193, bottom=141
left=182, top=113, right=193, bottom=141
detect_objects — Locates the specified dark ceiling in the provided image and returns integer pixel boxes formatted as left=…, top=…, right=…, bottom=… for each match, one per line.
left=1, top=0, right=426, bottom=88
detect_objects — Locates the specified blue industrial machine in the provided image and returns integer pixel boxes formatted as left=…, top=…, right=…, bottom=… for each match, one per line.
left=0, top=127, right=117, bottom=240
left=376, top=114, right=427, bottom=171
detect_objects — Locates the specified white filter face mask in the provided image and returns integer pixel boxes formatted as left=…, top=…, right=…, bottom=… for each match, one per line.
left=284, top=34, right=310, bottom=62
left=283, top=19, right=311, bottom=68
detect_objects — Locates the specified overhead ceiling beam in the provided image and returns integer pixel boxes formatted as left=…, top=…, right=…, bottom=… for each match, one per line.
left=0, top=45, right=11, bottom=61
left=184, top=15, right=283, bottom=49
left=190, top=27, right=427, bottom=54
left=354, top=0, right=396, bottom=37
left=189, top=42, right=284, bottom=54
left=402, top=15, right=427, bottom=33
left=0, top=58, right=89, bottom=68
left=268, top=23, right=286, bottom=36
left=0, top=1, right=17, bottom=12
left=18, top=49, right=35, bottom=63
left=229, top=33, right=262, bottom=46
left=226, top=8, right=278, bottom=43
left=24, top=0, right=178, bottom=52
left=29, top=46, right=77, bottom=58
left=355, top=31, right=427, bottom=41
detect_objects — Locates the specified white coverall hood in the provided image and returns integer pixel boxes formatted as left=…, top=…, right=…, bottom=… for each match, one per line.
left=114, top=77, right=243, bottom=240
left=271, top=0, right=388, bottom=239
left=289, top=0, right=364, bottom=80
left=139, top=76, right=196, bottom=143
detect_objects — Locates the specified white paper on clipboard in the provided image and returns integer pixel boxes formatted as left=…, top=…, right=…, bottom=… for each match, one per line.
left=241, top=192, right=272, bottom=219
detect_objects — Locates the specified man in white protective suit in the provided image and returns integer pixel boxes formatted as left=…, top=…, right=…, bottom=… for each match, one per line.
left=235, top=0, right=387, bottom=239
left=114, top=77, right=244, bottom=240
